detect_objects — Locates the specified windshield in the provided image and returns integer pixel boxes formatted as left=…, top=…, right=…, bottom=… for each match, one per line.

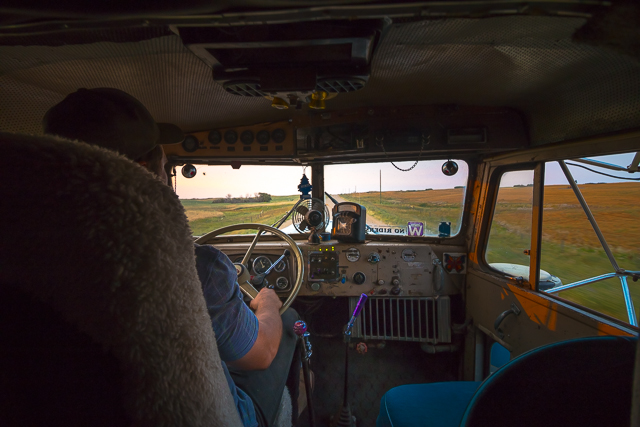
left=177, top=160, right=468, bottom=237
left=324, top=160, right=468, bottom=237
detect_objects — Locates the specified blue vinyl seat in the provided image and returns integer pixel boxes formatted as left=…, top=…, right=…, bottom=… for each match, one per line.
left=377, top=336, right=638, bottom=427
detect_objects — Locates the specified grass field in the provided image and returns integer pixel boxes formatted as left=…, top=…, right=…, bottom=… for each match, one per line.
left=180, top=182, right=639, bottom=323
left=181, top=195, right=299, bottom=236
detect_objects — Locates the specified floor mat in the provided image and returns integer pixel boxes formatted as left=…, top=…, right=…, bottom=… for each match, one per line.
left=293, top=298, right=459, bottom=427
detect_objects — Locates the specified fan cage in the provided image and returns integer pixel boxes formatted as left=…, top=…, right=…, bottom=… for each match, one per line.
left=292, top=198, right=329, bottom=234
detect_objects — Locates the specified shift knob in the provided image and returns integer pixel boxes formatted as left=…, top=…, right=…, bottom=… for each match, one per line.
left=293, top=320, right=308, bottom=336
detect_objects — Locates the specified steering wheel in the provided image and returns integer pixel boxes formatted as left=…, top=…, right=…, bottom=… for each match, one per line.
left=195, top=223, right=304, bottom=315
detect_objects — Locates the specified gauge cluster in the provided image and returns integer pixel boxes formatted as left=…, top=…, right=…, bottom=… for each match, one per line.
left=231, top=253, right=292, bottom=293
left=163, top=122, right=295, bottom=158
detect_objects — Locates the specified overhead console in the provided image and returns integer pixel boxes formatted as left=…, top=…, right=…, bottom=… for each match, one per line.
left=294, top=105, right=528, bottom=161
left=164, top=105, right=528, bottom=162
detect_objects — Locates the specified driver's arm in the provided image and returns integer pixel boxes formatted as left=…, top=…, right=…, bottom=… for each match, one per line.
left=226, top=288, right=283, bottom=370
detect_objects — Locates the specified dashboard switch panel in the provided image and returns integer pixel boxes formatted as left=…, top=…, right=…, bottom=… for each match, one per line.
left=308, top=251, right=340, bottom=282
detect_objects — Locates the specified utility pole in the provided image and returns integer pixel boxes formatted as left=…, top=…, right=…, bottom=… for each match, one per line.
left=379, top=170, right=381, bottom=204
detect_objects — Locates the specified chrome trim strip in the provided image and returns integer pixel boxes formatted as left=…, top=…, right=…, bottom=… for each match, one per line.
left=546, top=272, right=618, bottom=293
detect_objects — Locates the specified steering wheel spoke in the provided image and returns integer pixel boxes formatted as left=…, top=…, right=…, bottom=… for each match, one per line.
left=241, top=225, right=267, bottom=266
left=195, top=223, right=304, bottom=315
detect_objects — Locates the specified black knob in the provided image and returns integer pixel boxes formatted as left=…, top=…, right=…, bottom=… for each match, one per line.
left=391, top=286, right=401, bottom=295
left=353, top=272, right=366, bottom=285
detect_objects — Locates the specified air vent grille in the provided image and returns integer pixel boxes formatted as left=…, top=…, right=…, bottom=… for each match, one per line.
left=223, top=81, right=267, bottom=97
left=349, top=296, right=451, bottom=344
left=317, top=77, right=366, bottom=93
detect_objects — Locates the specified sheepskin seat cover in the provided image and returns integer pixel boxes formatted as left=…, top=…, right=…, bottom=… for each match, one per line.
left=0, top=132, right=241, bottom=427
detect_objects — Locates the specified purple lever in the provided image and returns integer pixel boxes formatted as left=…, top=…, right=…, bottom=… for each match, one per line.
left=293, top=320, right=308, bottom=336
left=346, top=293, right=368, bottom=333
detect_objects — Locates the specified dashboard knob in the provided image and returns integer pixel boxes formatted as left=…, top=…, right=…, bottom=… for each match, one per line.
left=353, top=272, right=366, bottom=285
left=392, top=278, right=400, bottom=286
left=367, top=253, right=381, bottom=264
left=391, top=286, right=401, bottom=295
left=377, top=279, right=385, bottom=286
left=310, top=282, right=321, bottom=291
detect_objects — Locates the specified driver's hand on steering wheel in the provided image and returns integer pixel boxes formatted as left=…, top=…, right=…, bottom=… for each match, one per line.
left=249, top=288, right=283, bottom=313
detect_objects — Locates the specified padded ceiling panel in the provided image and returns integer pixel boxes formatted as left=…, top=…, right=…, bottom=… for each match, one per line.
left=338, top=16, right=640, bottom=145
left=0, top=16, right=639, bottom=145
left=0, top=29, right=289, bottom=135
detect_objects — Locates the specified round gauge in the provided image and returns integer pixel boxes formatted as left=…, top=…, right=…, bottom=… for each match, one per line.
left=275, top=277, right=289, bottom=290
left=182, top=135, right=199, bottom=152
left=256, top=130, right=270, bottom=145
left=240, top=130, right=254, bottom=145
left=274, top=260, right=286, bottom=272
left=208, top=130, right=222, bottom=145
left=271, top=128, right=286, bottom=144
left=224, top=130, right=238, bottom=144
left=401, top=249, right=416, bottom=262
left=345, top=248, right=360, bottom=262
left=253, top=256, right=272, bottom=275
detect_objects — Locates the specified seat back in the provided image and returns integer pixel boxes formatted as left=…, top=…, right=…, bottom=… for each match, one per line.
left=0, top=132, right=241, bottom=426
left=461, top=336, right=638, bottom=427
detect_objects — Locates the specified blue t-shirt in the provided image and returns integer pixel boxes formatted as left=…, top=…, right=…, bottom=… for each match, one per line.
left=194, top=244, right=259, bottom=427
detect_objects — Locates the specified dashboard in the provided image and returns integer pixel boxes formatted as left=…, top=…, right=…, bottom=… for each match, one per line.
left=212, top=240, right=465, bottom=298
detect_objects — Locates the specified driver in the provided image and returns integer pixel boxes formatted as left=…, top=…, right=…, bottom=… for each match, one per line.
left=43, top=88, right=300, bottom=427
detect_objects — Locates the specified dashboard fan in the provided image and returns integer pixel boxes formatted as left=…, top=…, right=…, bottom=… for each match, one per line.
left=292, top=198, right=329, bottom=234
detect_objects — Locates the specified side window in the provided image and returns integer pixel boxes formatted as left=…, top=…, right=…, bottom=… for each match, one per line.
left=540, top=155, right=640, bottom=325
left=485, top=170, right=535, bottom=275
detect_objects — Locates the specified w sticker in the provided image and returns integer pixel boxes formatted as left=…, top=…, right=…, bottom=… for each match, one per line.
left=407, top=222, right=424, bottom=237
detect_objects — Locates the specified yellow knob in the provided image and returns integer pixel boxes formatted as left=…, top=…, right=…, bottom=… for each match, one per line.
left=308, top=91, right=328, bottom=110
left=271, top=97, right=289, bottom=109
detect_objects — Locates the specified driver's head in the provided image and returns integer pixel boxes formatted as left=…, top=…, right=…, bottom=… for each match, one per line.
left=43, top=88, right=182, bottom=183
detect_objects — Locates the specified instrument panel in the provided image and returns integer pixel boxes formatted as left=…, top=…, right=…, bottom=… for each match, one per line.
left=214, top=241, right=465, bottom=298
left=229, top=253, right=293, bottom=292
left=164, top=122, right=296, bottom=158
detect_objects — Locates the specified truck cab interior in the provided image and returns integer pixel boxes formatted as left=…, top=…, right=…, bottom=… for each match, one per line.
left=1, top=1, right=639, bottom=426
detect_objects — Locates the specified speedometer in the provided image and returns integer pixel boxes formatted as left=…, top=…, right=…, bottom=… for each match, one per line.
left=253, top=256, right=272, bottom=274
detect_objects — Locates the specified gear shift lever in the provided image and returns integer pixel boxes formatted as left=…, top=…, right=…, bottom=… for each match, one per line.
left=331, top=293, right=368, bottom=427
left=294, top=320, right=315, bottom=427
